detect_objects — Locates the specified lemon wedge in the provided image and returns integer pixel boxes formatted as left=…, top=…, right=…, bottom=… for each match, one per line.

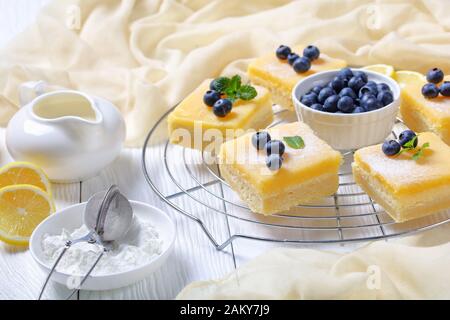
left=0, top=162, right=52, bottom=195
left=362, top=64, right=395, bottom=78
left=394, top=70, right=426, bottom=89
left=0, top=184, right=55, bottom=246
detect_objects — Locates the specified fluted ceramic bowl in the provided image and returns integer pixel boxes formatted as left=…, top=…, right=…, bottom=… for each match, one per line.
left=292, top=69, right=400, bottom=150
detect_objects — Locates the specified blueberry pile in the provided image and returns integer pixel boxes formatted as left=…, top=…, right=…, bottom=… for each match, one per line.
left=252, top=132, right=285, bottom=171
left=276, top=45, right=320, bottom=73
left=300, top=68, right=394, bottom=114
left=382, top=130, right=418, bottom=156
left=422, top=67, right=450, bottom=98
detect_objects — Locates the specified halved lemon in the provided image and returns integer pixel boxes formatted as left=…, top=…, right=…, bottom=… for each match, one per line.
left=362, top=64, right=395, bottom=78
left=0, top=162, right=52, bottom=195
left=0, top=184, right=55, bottom=246
left=394, top=70, right=426, bottom=89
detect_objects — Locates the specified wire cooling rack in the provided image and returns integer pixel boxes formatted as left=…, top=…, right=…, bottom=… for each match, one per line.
left=142, top=105, right=450, bottom=250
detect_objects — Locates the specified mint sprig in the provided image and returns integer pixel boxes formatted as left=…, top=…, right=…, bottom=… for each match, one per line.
left=214, top=75, right=257, bottom=102
left=283, top=136, right=305, bottom=149
left=397, top=136, right=430, bottom=160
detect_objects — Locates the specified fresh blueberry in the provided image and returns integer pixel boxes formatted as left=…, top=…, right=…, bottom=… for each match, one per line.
left=293, top=56, right=311, bottom=73
left=337, top=96, right=354, bottom=113
left=382, top=140, right=401, bottom=156
left=339, top=87, right=357, bottom=99
left=366, top=80, right=377, bottom=88
left=266, top=154, right=283, bottom=171
left=318, top=87, right=336, bottom=103
left=426, top=67, right=444, bottom=84
left=330, top=77, right=346, bottom=93
left=440, top=81, right=450, bottom=97
left=348, top=76, right=366, bottom=93
left=287, top=53, right=300, bottom=66
left=303, top=45, right=320, bottom=61
left=377, top=90, right=394, bottom=106
left=213, top=99, right=232, bottom=117
left=300, top=92, right=318, bottom=107
left=338, top=67, right=354, bottom=80
left=252, top=131, right=271, bottom=150
left=359, top=85, right=378, bottom=98
left=399, top=130, right=418, bottom=148
left=266, top=140, right=285, bottom=156
left=362, top=96, right=383, bottom=111
left=422, top=83, right=439, bottom=98
left=376, top=83, right=391, bottom=92
left=310, top=103, right=324, bottom=111
left=276, top=45, right=291, bottom=60
left=353, top=70, right=368, bottom=82
left=311, top=85, right=324, bottom=95
left=323, top=95, right=340, bottom=113
left=352, top=106, right=366, bottom=114
left=203, top=90, right=221, bottom=107
left=360, top=93, right=376, bottom=105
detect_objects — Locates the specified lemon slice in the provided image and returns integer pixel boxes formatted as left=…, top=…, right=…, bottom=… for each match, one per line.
left=394, top=70, right=426, bottom=89
left=0, top=162, right=52, bottom=195
left=0, top=185, right=55, bottom=246
left=362, top=64, right=395, bottom=78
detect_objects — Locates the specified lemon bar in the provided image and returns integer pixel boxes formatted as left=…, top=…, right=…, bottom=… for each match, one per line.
left=399, top=73, right=450, bottom=145
left=352, top=132, right=450, bottom=222
left=218, top=122, right=342, bottom=215
left=248, top=46, right=347, bottom=110
left=168, top=79, right=273, bottom=153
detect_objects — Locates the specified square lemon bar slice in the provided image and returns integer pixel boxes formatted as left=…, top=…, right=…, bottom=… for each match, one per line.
left=398, top=72, right=450, bottom=145
left=168, top=79, right=273, bottom=153
left=352, top=132, right=450, bottom=222
left=248, top=46, right=347, bottom=110
left=218, top=122, right=342, bottom=215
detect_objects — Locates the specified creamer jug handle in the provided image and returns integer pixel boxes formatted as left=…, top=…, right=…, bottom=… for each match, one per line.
left=19, top=81, right=49, bottom=107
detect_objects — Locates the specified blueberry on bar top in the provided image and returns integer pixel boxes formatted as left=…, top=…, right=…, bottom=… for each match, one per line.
left=303, top=45, right=320, bottom=61
left=276, top=45, right=291, bottom=60
left=382, top=140, right=401, bottom=156
left=426, top=67, right=444, bottom=84
left=266, top=154, right=283, bottom=171
left=399, top=130, right=418, bottom=148
left=422, top=83, right=439, bottom=99
left=275, top=45, right=321, bottom=74
left=265, top=140, right=285, bottom=157
left=300, top=67, right=394, bottom=114
left=203, top=90, right=221, bottom=107
left=213, top=99, right=232, bottom=117
left=252, top=131, right=271, bottom=150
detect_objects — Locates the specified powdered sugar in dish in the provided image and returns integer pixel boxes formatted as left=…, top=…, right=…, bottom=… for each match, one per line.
left=41, top=217, right=163, bottom=276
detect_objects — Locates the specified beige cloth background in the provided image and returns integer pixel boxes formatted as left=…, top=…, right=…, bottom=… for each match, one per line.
left=2, top=0, right=450, bottom=299
left=1, top=0, right=450, bottom=146
left=178, top=223, right=450, bottom=299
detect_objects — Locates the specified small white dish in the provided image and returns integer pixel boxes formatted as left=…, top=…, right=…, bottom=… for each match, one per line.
left=6, top=81, right=126, bottom=183
left=292, top=69, right=401, bottom=150
left=30, top=201, right=175, bottom=291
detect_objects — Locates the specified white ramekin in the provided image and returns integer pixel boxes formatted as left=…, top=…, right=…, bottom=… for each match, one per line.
left=292, top=69, right=401, bottom=150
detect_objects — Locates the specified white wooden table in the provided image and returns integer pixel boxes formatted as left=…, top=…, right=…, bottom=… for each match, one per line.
left=0, top=0, right=425, bottom=300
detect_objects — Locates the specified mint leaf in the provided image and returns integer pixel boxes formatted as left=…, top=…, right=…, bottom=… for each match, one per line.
left=238, top=85, right=257, bottom=100
left=229, top=75, right=242, bottom=92
left=283, top=136, right=305, bottom=149
left=213, top=77, right=230, bottom=93
left=403, top=136, right=417, bottom=149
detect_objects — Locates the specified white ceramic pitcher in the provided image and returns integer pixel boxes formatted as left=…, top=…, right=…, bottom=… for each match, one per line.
left=6, top=81, right=126, bottom=182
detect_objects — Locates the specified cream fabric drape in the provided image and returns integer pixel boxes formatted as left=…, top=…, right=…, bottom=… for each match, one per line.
left=177, top=223, right=450, bottom=299
left=1, top=0, right=450, bottom=146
